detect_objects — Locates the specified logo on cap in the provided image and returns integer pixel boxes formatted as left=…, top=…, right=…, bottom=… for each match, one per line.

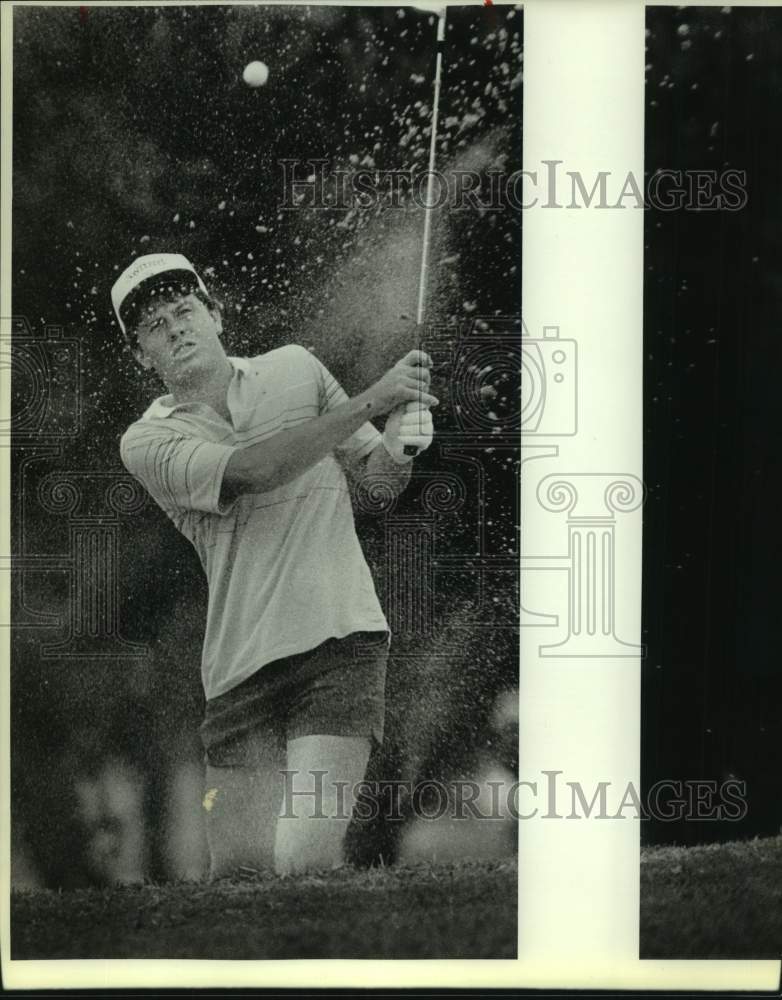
left=111, top=253, right=208, bottom=335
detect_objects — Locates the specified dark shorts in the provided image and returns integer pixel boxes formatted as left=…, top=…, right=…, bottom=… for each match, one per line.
left=200, top=631, right=390, bottom=768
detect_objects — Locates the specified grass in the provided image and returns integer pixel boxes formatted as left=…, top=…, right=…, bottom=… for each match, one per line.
left=14, top=835, right=782, bottom=961
left=640, top=834, right=782, bottom=958
left=11, top=859, right=517, bottom=960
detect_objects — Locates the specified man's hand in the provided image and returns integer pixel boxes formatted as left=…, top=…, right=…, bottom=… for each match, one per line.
left=382, top=403, right=434, bottom=464
left=361, top=350, right=437, bottom=416
left=223, top=348, right=436, bottom=500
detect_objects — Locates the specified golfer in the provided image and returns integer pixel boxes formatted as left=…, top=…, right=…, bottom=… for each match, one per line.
left=113, top=253, right=436, bottom=877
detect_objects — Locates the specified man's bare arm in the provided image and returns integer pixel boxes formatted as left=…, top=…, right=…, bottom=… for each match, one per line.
left=222, top=351, right=435, bottom=500
left=360, top=440, right=413, bottom=496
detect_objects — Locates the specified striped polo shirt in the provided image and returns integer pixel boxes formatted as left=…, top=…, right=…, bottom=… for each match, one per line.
left=120, top=344, right=389, bottom=700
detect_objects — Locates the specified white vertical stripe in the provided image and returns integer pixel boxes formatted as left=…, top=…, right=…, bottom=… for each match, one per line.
left=520, top=0, right=644, bottom=967
left=520, top=0, right=777, bottom=990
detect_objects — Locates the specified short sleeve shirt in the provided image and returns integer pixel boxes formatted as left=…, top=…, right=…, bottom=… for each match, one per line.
left=120, top=344, right=389, bottom=699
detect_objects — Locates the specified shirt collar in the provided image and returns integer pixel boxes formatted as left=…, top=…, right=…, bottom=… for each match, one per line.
left=144, top=356, right=248, bottom=419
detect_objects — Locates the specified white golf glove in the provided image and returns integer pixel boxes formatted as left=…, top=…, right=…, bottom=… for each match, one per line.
left=382, top=402, right=434, bottom=464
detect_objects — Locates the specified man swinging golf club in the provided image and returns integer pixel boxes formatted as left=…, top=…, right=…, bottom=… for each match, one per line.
left=114, top=252, right=436, bottom=877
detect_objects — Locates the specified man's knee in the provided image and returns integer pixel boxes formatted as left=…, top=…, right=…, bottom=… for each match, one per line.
left=274, top=735, right=371, bottom=874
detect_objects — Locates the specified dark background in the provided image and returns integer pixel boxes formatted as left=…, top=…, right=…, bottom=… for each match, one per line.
left=11, top=4, right=522, bottom=886
left=643, top=5, right=782, bottom=845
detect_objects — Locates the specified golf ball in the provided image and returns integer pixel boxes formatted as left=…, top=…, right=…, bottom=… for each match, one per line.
left=242, top=61, right=269, bottom=87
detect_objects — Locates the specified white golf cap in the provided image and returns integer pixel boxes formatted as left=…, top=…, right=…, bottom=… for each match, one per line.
left=111, top=253, right=208, bottom=336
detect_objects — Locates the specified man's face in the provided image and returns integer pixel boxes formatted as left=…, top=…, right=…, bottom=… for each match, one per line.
left=133, top=291, right=224, bottom=388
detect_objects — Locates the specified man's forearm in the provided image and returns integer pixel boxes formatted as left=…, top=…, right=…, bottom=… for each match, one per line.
left=223, top=391, right=376, bottom=497
left=361, top=440, right=413, bottom=495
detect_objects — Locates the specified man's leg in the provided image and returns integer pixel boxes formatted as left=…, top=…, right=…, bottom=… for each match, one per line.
left=274, top=734, right=371, bottom=875
left=203, top=729, right=285, bottom=879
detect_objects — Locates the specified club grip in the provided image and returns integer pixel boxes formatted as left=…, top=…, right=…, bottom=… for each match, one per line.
left=403, top=401, right=426, bottom=457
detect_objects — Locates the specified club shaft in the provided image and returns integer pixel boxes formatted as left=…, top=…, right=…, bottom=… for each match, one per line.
left=405, top=10, right=446, bottom=457
left=416, top=10, right=446, bottom=327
